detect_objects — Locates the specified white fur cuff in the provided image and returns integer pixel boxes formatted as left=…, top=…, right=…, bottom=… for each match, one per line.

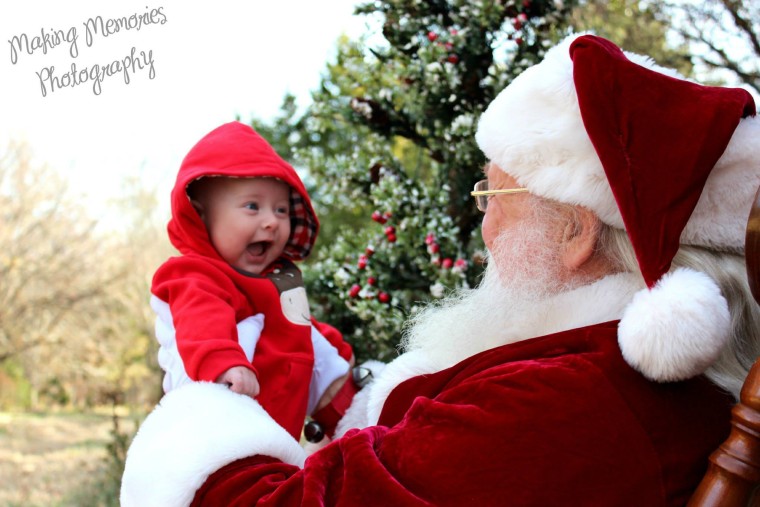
left=120, top=382, right=305, bottom=507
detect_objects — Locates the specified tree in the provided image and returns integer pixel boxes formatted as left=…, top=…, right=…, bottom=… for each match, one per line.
left=570, top=0, right=693, bottom=76
left=659, top=0, right=760, bottom=93
left=87, top=174, right=172, bottom=408
left=0, top=142, right=168, bottom=409
left=258, top=0, right=585, bottom=362
left=251, top=0, right=711, bottom=363
left=0, top=142, right=114, bottom=406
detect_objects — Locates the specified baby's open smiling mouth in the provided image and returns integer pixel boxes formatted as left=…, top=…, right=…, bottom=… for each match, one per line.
left=246, top=241, right=270, bottom=257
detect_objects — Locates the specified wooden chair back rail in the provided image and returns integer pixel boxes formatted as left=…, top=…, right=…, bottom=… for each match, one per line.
left=688, top=185, right=760, bottom=507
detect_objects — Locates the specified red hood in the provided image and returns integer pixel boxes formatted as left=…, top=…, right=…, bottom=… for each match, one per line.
left=167, top=122, right=319, bottom=262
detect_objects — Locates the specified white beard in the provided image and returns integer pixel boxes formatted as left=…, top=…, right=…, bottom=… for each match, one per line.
left=336, top=222, right=644, bottom=436
left=402, top=215, right=581, bottom=362
left=401, top=260, right=545, bottom=362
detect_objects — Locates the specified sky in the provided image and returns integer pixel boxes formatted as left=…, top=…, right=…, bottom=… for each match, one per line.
left=1, top=0, right=375, bottom=223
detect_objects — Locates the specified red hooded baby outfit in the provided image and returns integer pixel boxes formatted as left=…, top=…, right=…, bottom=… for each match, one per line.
left=151, top=122, right=352, bottom=440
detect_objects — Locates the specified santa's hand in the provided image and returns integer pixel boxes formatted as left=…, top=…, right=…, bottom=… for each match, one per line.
left=215, top=366, right=260, bottom=398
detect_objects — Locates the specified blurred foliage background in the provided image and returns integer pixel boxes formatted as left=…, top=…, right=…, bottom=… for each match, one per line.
left=1, top=0, right=758, bottom=504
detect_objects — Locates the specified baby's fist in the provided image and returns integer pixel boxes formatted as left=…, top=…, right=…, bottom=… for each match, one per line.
left=215, top=366, right=260, bottom=398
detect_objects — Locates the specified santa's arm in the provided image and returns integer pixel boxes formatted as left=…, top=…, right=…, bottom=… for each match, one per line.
left=120, top=382, right=417, bottom=507
left=121, top=347, right=672, bottom=507
left=119, top=362, right=532, bottom=507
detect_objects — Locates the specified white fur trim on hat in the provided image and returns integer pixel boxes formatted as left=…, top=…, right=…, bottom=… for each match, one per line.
left=475, top=33, right=760, bottom=251
left=618, top=268, right=731, bottom=382
left=476, top=33, right=622, bottom=226
left=120, top=382, right=305, bottom=507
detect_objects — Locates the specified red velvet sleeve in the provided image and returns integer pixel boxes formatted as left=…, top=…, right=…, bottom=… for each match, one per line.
left=152, top=256, right=256, bottom=382
left=191, top=427, right=431, bottom=507
left=311, top=317, right=353, bottom=361
left=187, top=341, right=730, bottom=506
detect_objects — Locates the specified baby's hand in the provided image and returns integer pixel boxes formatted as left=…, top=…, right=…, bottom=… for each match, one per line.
left=216, top=366, right=260, bottom=398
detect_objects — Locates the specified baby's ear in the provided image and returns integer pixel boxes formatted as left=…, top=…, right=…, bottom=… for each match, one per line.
left=190, top=198, right=206, bottom=221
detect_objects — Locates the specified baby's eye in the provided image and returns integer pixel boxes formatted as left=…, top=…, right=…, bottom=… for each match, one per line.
left=245, top=202, right=259, bottom=211
left=276, top=206, right=289, bottom=215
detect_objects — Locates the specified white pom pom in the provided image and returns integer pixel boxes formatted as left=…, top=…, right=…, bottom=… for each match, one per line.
left=618, top=268, right=731, bottom=382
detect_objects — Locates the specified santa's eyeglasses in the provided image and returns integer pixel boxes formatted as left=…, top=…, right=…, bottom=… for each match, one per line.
left=470, top=179, right=529, bottom=212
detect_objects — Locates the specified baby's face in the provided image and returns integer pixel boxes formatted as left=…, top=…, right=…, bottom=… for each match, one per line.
left=196, top=177, right=291, bottom=274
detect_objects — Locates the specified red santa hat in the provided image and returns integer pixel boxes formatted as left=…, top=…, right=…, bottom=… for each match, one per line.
left=476, top=34, right=758, bottom=382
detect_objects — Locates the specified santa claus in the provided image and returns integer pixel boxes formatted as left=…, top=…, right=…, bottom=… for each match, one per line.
left=121, top=34, right=760, bottom=506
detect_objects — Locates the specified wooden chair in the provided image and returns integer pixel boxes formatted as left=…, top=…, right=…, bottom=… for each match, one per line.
left=688, top=186, right=760, bottom=506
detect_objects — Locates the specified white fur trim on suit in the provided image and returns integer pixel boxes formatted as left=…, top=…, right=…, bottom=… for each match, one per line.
left=337, top=274, right=644, bottom=435
left=120, top=382, right=305, bottom=507
left=336, top=355, right=429, bottom=437
left=475, top=33, right=760, bottom=251
left=618, top=268, right=731, bottom=382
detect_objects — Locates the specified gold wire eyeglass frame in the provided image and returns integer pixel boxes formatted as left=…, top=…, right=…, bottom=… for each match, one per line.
left=470, top=179, right=528, bottom=212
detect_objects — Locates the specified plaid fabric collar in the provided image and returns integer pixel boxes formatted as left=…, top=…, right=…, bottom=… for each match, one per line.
left=286, top=191, right=318, bottom=260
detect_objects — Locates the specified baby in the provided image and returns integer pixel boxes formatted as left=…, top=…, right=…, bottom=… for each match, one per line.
left=151, top=121, right=354, bottom=441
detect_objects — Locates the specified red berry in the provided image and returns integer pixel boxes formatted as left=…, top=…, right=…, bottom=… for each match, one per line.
left=378, top=292, right=390, bottom=303
left=446, top=54, right=459, bottom=64
left=384, top=226, right=396, bottom=235
left=517, top=13, right=528, bottom=22
left=387, top=233, right=397, bottom=243
left=444, top=42, right=453, bottom=51
left=455, top=258, right=468, bottom=269
left=515, top=37, right=524, bottom=45
left=365, top=246, right=375, bottom=257
left=442, top=258, right=453, bottom=269
left=425, top=233, right=436, bottom=245
left=512, top=18, right=522, bottom=30
left=358, top=255, right=368, bottom=269
left=382, top=211, right=393, bottom=220
left=427, top=31, right=437, bottom=42
left=349, top=284, right=361, bottom=298
left=371, top=210, right=383, bottom=223
left=523, top=0, right=531, bottom=7
left=428, top=243, right=440, bottom=254
left=450, top=28, right=458, bottom=36
left=367, top=276, right=377, bottom=286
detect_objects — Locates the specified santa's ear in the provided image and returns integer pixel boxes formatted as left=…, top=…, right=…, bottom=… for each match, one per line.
left=561, top=206, right=601, bottom=271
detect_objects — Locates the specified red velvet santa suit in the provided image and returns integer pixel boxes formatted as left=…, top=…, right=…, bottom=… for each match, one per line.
left=120, top=273, right=734, bottom=507
left=152, top=122, right=352, bottom=440
left=195, top=326, right=732, bottom=507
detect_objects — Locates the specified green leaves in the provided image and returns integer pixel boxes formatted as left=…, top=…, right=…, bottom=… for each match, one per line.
left=257, top=0, right=580, bottom=361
